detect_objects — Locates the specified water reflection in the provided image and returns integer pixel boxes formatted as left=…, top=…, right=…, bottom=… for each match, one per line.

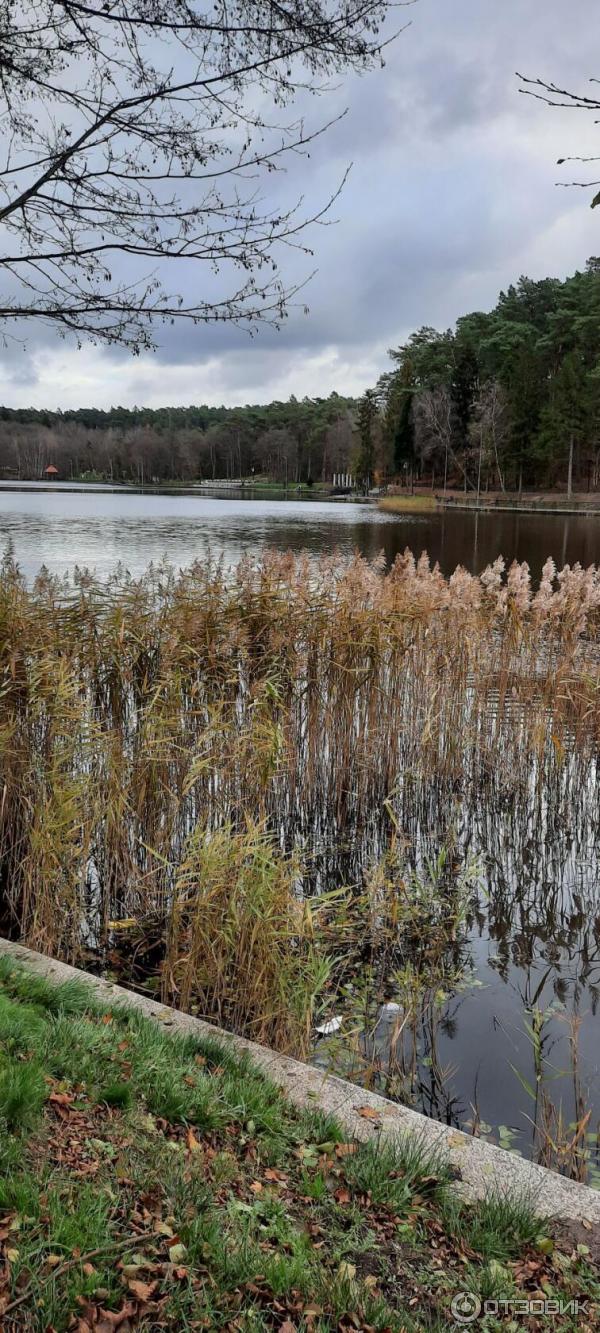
left=2, top=482, right=600, bottom=1179
left=1, top=484, right=600, bottom=580
left=325, top=745, right=600, bottom=1177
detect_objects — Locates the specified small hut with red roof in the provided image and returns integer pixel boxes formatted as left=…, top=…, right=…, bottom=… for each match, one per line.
left=44, top=464, right=59, bottom=479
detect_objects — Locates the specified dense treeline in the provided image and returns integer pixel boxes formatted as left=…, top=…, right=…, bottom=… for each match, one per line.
left=371, top=258, right=600, bottom=494
left=3, top=260, right=600, bottom=493
left=0, top=395, right=356, bottom=485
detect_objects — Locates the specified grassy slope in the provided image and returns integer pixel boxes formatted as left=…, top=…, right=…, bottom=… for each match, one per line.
left=0, top=961, right=597, bottom=1332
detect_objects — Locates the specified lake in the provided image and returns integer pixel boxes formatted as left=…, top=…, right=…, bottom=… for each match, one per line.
left=2, top=482, right=600, bottom=1182
left=1, top=483, right=600, bottom=580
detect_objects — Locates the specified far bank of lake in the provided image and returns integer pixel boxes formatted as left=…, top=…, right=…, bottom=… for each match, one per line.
left=1, top=483, right=600, bottom=581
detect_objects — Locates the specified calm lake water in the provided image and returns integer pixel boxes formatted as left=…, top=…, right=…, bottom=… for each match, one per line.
left=2, top=482, right=600, bottom=1178
left=1, top=482, right=600, bottom=580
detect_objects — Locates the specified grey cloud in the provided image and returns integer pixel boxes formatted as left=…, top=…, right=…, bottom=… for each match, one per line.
left=0, top=0, right=599, bottom=406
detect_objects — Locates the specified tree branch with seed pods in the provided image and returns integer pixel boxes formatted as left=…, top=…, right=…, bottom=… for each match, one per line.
left=0, top=0, right=408, bottom=350
left=518, top=71, right=600, bottom=208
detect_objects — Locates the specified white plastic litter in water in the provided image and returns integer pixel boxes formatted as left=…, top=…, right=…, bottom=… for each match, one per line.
left=315, top=1016, right=343, bottom=1035
left=378, top=1002, right=403, bottom=1020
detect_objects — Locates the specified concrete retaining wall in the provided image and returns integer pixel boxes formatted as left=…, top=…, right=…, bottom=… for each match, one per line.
left=1, top=937, right=598, bottom=1225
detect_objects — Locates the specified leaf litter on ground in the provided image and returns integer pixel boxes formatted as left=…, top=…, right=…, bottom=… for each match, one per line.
left=0, top=960, right=598, bottom=1331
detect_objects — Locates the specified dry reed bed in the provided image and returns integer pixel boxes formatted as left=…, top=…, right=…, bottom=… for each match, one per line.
left=0, top=549, right=599, bottom=1051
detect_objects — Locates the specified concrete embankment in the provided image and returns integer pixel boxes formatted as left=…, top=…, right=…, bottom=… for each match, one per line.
left=1, top=937, right=599, bottom=1226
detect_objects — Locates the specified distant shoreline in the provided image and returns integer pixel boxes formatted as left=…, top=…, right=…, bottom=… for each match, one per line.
left=380, top=491, right=600, bottom=518
left=2, top=478, right=599, bottom=517
left=0, top=478, right=375, bottom=503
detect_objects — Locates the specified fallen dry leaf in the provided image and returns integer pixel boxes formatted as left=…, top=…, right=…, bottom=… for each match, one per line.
left=168, top=1242, right=187, bottom=1264
left=96, top=1302, right=136, bottom=1331
left=127, top=1277, right=158, bottom=1301
left=356, top=1106, right=381, bottom=1122
left=121, top=1262, right=157, bottom=1278
left=337, top=1261, right=356, bottom=1281
left=48, top=1091, right=75, bottom=1108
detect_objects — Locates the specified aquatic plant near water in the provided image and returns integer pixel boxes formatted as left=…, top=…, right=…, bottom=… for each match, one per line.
left=164, top=821, right=331, bottom=1055
left=0, top=548, right=599, bottom=1094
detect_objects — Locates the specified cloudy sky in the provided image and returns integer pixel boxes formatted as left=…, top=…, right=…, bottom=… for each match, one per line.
left=3, top=0, right=600, bottom=410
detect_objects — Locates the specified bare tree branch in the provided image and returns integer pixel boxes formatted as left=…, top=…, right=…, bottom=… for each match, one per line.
left=518, top=71, right=600, bottom=209
left=0, top=0, right=406, bottom=349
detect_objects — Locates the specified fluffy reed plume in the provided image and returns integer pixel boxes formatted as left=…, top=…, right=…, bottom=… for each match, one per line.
left=0, top=547, right=599, bottom=1051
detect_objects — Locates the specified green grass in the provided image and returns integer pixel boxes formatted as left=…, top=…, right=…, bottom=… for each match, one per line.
left=439, top=1188, right=544, bottom=1262
left=0, top=960, right=597, bottom=1331
left=342, top=1135, right=446, bottom=1211
left=0, top=1057, right=46, bottom=1128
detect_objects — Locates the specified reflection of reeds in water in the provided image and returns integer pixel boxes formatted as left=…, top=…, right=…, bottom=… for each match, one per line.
left=316, top=844, right=479, bottom=1106
left=0, top=548, right=599, bottom=1065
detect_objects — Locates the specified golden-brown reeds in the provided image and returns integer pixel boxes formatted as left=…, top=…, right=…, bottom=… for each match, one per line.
left=165, top=821, right=330, bottom=1056
left=0, top=547, right=598, bottom=1051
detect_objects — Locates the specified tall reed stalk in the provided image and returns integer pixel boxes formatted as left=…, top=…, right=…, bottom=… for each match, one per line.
left=0, top=548, right=598, bottom=1052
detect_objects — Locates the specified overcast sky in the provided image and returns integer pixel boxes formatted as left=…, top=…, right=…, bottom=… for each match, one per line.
left=3, top=0, right=600, bottom=410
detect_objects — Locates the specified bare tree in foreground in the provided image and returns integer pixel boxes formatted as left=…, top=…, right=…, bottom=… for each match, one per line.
left=0, top=1, right=398, bottom=350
